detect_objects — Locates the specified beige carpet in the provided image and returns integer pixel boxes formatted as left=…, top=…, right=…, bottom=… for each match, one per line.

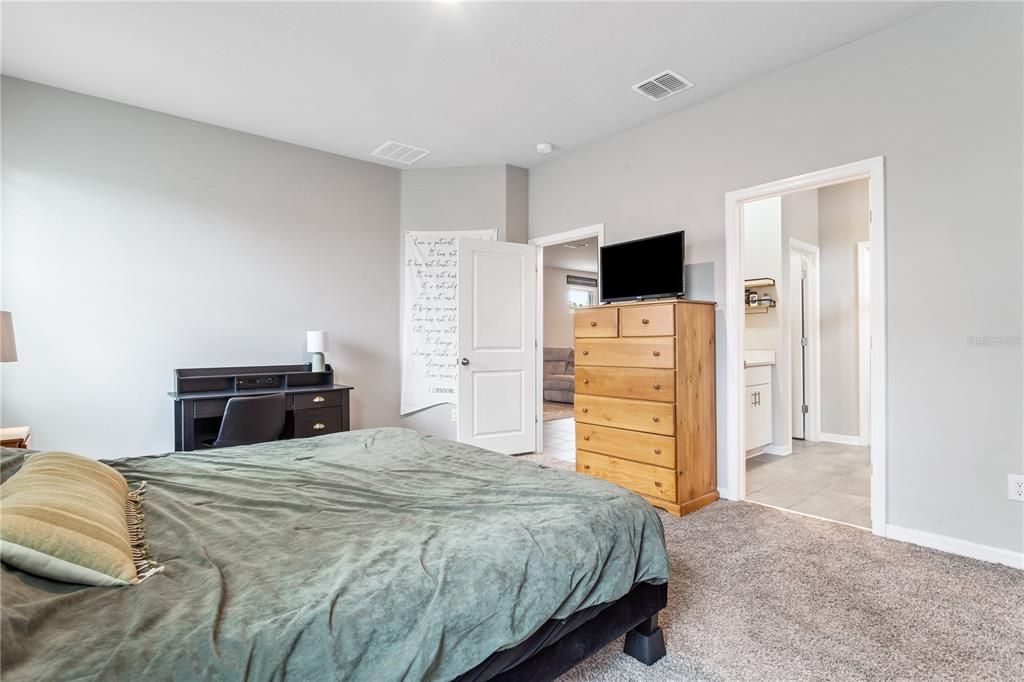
left=518, top=453, right=1024, bottom=681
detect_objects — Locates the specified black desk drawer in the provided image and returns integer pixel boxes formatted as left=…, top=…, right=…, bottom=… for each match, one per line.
left=194, top=399, right=228, bottom=418
left=294, top=407, right=343, bottom=438
left=293, top=390, right=342, bottom=411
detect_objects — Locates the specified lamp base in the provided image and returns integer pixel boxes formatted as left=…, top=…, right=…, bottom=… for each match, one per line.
left=311, top=352, right=325, bottom=373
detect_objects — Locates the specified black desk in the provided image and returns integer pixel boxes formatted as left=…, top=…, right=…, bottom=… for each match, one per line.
left=169, top=364, right=353, bottom=451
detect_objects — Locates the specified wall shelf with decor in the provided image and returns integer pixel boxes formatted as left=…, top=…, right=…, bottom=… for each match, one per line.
left=744, top=277, right=776, bottom=314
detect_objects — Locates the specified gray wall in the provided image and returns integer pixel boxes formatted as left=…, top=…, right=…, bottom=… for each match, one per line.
left=543, top=267, right=597, bottom=348
left=398, top=164, right=529, bottom=438
left=529, top=4, right=1023, bottom=552
left=1, top=77, right=403, bottom=459
left=818, top=180, right=868, bottom=437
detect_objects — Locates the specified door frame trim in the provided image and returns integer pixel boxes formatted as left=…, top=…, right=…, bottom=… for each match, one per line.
left=724, top=157, right=887, bottom=537
left=529, top=223, right=606, bottom=454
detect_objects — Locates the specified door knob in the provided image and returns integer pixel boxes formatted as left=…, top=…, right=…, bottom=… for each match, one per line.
left=653, top=350, right=661, bottom=357
left=590, top=321, right=597, bottom=327
left=652, top=416, right=660, bottom=423
left=642, top=318, right=650, bottom=325
left=460, top=358, right=470, bottom=366
left=653, top=383, right=661, bottom=390
left=582, top=378, right=589, bottom=384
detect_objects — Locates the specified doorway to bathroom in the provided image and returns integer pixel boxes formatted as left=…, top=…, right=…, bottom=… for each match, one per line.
left=725, top=158, right=885, bottom=535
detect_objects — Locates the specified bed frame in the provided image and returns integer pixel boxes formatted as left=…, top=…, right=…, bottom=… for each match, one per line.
left=457, top=581, right=668, bottom=681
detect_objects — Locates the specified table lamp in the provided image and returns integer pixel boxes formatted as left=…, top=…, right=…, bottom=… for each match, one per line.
left=306, top=330, right=328, bottom=372
left=1, top=311, right=16, bottom=363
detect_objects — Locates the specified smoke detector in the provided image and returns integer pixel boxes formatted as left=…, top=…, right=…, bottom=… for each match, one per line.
left=631, top=69, right=694, bottom=102
left=371, top=140, right=431, bottom=165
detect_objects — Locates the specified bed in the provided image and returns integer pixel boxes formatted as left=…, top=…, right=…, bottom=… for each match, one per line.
left=0, top=427, right=669, bottom=681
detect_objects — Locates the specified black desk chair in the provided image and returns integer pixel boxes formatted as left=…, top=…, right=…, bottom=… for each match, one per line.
left=205, top=393, right=286, bottom=449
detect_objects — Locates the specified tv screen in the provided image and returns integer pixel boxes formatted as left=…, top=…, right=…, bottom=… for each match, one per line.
left=600, top=231, right=685, bottom=303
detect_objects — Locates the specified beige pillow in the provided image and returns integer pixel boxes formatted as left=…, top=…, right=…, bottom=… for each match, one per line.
left=0, top=451, right=161, bottom=586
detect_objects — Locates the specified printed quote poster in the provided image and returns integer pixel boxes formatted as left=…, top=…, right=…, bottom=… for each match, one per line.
left=401, top=229, right=496, bottom=415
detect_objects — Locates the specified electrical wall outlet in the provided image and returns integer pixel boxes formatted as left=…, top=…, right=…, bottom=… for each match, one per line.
left=1009, top=474, right=1024, bottom=502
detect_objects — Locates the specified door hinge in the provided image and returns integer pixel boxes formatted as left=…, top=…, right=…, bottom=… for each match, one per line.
left=801, top=404, right=809, bottom=414
left=800, top=337, right=808, bottom=347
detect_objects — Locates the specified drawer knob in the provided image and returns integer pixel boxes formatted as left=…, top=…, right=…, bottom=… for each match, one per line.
left=583, top=435, right=591, bottom=441
left=652, top=350, right=661, bottom=357
left=653, top=383, right=661, bottom=390
left=654, top=448, right=662, bottom=455
left=312, top=395, right=326, bottom=403
left=313, top=423, right=326, bottom=430
left=582, top=378, right=589, bottom=384
left=654, top=481, right=663, bottom=488
left=582, top=350, right=589, bottom=355
left=642, top=318, right=650, bottom=325
left=590, top=321, right=597, bottom=327
left=581, top=407, right=589, bottom=413
left=584, top=464, right=591, bottom=470
left=652, top=416, right=660, bottom=423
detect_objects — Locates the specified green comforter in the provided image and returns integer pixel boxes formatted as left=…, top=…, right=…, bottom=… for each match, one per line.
left=1, top=427, right=668, bottom=681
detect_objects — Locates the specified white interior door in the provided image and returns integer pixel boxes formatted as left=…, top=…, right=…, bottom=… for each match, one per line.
left=791, top=250, right=807, bottom=439
left=457, top=238, right=537, bottom=454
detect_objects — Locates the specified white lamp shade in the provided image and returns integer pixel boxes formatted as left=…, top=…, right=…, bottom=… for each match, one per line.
left=1, top=311, right=16, bottom=363
left=306, top=330, right=328, bottom=353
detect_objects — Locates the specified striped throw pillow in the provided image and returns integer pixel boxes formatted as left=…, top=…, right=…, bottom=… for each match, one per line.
left=0, top=451, right=161, bottom=586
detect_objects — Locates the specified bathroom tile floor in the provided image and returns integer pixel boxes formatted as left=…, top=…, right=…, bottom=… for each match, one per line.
left=746, top=440, right=871, bottom=528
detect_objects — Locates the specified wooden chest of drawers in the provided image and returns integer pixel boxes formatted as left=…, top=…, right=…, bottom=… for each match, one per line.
left=574, top=300, right=717, bottom=516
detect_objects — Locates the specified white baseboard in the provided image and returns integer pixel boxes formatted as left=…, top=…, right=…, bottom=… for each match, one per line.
left=762, top=444, right=793, bottom=456
left=885, top=524, right=1023, bottom=570
left=819, top=432, right=861, bottom=446
left=718, top=486, right=736, bottom=501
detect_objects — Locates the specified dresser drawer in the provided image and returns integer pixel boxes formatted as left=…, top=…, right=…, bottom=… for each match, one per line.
left=620, top=304, right=674, bottom=337
left=293, top=390, right=342, bottom=410
left=576, top=423, right=675, bottom=468
left=573, top=307, right=619, bottom=338
left=575, top=394, right=675, bottom=436
left=575, top=337, right=674, bottom=369
left=294, top=407, right=342, bottom=438
left=576, top=366, right=675, bottom=402
left=577, top=450, right=677, bottom=502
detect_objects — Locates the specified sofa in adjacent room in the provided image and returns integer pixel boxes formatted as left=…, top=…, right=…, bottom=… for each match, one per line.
left=543, top=347, right=575, bottom=404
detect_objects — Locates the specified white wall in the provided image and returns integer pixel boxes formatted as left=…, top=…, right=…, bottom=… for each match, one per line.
left=818, top=180, right=869, bottom=437
left=543, top=267, right=597, bottom=348
left=1, top=77, right=402, bottom=458
left=398, top=164, right=529, bottom=439
left=528, top=4, right=1024, bottom=553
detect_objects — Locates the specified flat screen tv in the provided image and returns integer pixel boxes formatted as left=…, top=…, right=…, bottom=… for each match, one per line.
left=600, top=231, right=685, bottom=303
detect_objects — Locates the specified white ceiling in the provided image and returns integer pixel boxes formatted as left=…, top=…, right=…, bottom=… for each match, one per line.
left=2, top=2, right=938, bottom=169
left=544, top=238, right=598, bottom=273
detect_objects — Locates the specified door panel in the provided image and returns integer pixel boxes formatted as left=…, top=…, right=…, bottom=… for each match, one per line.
left=457, top=239, right=537, bottom=454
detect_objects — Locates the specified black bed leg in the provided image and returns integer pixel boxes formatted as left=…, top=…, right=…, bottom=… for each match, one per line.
left=623, top=614, right=666, bottom=665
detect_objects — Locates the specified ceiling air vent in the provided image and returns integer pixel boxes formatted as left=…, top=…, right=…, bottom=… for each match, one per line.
left=371, top=140, right=431, bottom=165
left=631, top=69, right=694, bottom=102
